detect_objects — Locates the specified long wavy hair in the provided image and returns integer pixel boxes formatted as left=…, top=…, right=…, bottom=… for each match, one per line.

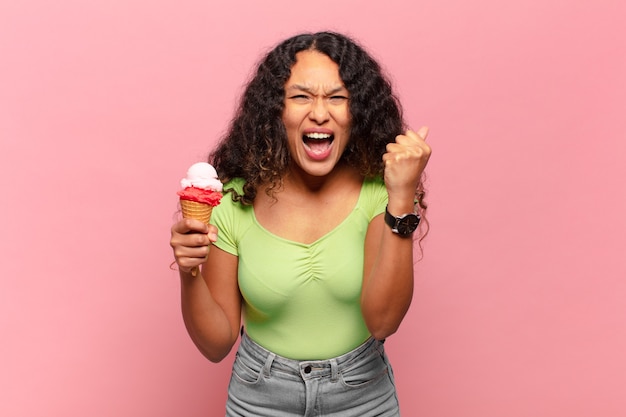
left=210, top=31, right=427, bottom=216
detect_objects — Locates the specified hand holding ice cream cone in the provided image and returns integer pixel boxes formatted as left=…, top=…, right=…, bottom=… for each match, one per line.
left=176, top=162, right=223, bottom=276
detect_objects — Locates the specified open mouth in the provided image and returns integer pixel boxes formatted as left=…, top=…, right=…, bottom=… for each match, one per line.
left=303, top=132, right=334, bottom=156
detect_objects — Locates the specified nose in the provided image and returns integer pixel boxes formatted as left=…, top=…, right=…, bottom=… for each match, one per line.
left=308, top=98, right=330, bottom=124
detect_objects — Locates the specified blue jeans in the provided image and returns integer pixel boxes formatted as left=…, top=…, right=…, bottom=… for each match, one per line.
left=226, top=332, right=400, bottom=416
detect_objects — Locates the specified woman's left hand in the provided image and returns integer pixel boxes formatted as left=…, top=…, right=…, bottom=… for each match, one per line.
left=382, top=126, right=431, bottom=203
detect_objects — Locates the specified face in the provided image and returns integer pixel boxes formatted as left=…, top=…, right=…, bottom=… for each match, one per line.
left=282, top=50, right=351, bottom=179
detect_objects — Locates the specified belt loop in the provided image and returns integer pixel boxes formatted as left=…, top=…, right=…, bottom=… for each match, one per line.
left=330, top=358, right=339, bottom=382
left=262, top=352, right=276, bottom=378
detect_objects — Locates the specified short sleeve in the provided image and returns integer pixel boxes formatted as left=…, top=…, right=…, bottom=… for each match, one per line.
left=361, top=177, right=388, bottom=220
left=210, top=179, right=248, bottom=256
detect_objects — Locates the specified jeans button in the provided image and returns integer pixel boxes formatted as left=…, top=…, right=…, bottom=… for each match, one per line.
left=304, top=365, right=312, bottom=374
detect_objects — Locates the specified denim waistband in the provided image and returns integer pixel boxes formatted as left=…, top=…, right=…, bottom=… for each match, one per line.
left=238, top=331, right=382, bottom=381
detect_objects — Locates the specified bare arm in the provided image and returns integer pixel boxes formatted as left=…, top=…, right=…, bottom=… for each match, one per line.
left=171, top=219, right=241, bottom=362
left=361, top=127, right=431, bottom=340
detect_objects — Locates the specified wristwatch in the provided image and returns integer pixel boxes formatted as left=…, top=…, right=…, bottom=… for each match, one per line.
left=384, top=205, right=421, bottom=237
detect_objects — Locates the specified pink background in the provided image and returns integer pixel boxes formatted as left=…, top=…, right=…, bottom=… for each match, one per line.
left=1, top=0, right=625, bottom=416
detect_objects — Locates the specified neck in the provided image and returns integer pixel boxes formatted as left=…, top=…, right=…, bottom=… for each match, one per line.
left=284, top=161, right=357, bottom=194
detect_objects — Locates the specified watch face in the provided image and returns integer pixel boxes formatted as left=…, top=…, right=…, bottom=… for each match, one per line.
left=397, top=214, right=420, bottom=235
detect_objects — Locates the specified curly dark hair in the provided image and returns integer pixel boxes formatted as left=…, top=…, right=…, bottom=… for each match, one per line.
left=210, top=31, right=426, bottom=213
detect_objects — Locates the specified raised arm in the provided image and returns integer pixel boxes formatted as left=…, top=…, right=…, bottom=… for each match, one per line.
left=361, top=127, right=431, bottom=340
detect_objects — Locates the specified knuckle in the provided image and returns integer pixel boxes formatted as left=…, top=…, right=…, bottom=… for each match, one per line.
left=172, top=246, right=185, bottom=258
left=195, top=233, right=208, bottom=246
left=170, top=234, right=182, bottom=249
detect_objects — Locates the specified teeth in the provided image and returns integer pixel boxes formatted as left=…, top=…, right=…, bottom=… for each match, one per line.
left=304, top=133, right=332, bottom=140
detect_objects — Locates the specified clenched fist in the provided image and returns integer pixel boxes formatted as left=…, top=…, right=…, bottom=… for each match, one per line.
left=383, top=126, right=431, bottom=206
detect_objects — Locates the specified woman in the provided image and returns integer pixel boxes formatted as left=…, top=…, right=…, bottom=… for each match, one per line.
left=170, top=31, right=431, bottom=416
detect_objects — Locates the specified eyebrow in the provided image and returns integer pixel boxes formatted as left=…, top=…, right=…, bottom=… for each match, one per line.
left=286, top=84, right=348, bottom=96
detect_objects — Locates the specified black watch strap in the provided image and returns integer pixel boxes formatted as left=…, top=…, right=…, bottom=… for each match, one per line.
left=384, top=205, right=421, bottom=237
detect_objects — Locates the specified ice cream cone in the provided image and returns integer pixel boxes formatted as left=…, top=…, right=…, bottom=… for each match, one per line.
left=177, top=162, right=223, bottom=277
left=180, top=199, right=213, bottom=225
left=180, top=200, right=214, bottom=277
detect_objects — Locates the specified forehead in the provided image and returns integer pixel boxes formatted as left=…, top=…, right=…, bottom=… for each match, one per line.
left=286, top=50, right=345, bottom=90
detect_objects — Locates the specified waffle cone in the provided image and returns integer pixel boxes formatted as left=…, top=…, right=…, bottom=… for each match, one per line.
left=180, top=199, right=213, bottom=224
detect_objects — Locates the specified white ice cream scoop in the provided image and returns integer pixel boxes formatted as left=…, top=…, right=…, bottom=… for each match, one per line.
left=180, top=162, right=223, bottom=192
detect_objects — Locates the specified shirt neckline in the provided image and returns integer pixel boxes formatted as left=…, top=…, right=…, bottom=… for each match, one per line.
left=250, top=180, right=367, bottom=247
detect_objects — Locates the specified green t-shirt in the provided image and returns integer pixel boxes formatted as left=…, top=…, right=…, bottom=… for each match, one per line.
left=211, top=177, right=388, bottom=360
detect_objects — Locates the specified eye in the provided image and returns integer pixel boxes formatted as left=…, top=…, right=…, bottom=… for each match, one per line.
left=329, top=95, right=348, bottom=103
left=289, top=94, right=310, bottom=103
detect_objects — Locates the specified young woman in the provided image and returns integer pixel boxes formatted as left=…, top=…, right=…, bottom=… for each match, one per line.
left=170, top=31, right=431, bottom=416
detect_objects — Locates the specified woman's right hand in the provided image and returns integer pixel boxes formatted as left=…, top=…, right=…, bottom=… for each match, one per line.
left=170, top=219, right=218, bottom=274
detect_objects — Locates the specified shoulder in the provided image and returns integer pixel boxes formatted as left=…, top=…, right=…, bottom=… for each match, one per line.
left=214, top=178, right=250, bottom=215
left=222, top=178, right=246, bottom=195
left=359, top=176, right=388, bottom=218
left=361, top=176, right=386, bottom=196
left=211, top=178, right=252, bottom=254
